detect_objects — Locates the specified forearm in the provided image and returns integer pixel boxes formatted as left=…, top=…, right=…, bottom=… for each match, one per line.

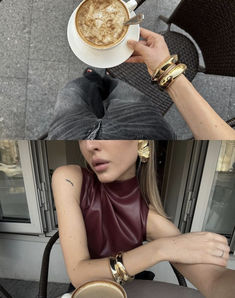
left=167, top=75, right=235, bottom=140
left=209, top=268, right=235, bottom=298
left=69, top=239, right=163, bottom=288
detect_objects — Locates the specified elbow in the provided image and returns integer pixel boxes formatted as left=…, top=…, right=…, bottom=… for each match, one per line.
left=68, top=260, right=91, bottom=289
left=69, top=272, right=87, bottom=289
left=70, top=277, right=83, bottom=289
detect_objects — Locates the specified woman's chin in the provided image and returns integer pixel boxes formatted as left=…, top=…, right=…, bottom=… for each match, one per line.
left=95, top=172, right=115, bottom=183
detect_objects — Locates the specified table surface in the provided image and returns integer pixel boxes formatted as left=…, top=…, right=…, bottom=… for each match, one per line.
left=60, top=280, right=205, bottom=298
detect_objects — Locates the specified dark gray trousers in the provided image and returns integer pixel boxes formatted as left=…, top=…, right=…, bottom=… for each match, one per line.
left=47, top=69, right=175, bottom=140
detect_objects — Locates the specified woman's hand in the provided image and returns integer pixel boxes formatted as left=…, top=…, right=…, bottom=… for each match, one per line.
left=126, top=27, right=170, bottom=76
left=158, top=232, right=230, bottom=267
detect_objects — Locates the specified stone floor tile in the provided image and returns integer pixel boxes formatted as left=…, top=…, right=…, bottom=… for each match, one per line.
left=29, top=0, right=74, bottom=62
left=25, top=61, right=68, bottom=138
left=0, top=0, right=32, bottom=78
left=192, top=73, right=232, bottom=119
left=68, top=58, right=90, bottom=82
left=228, top=77, right=235, bottom=120
left=155, top=0, right=180, bottom=32
left=135, top=0, right=158, bottom=32
left=73, top=0, right=83, bottom=8
left=0, top=77, right=27, bottom=138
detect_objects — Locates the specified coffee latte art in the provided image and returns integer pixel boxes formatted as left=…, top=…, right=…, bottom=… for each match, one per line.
left=76, top=0, right=129, bottom=48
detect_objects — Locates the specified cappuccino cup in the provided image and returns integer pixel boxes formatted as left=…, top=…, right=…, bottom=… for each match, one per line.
left=71, top=0, right=137, bottom=50
left=71, top=280, right=127, bottom=298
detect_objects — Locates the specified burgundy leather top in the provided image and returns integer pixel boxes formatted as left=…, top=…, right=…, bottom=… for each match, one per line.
left=80, top=168, right=149, bottom=259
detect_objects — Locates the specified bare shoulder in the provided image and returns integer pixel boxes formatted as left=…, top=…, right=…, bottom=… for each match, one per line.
left=53, top=164, right=82, bottom=178
left=52, top=165, right=83, bottom=203
left=146, top=204, right=181, bottom=241
left=52, top=165, right=82, bottom=185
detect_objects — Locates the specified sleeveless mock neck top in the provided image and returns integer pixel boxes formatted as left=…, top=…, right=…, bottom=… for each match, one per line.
left=79, top=168, right=149, bottom=259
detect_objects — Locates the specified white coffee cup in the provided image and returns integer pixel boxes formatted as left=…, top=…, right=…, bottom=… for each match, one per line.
left=69, top=0, right=137, bottom=50
left=71, top=280, right=127, bottom=298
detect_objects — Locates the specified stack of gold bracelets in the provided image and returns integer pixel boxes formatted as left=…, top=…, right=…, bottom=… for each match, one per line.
left=109, top=252, right=134, bottom=285
left=151, top=54, right=187, bottom=90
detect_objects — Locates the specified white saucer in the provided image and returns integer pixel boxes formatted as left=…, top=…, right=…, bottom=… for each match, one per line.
left=67, top=9, right=140, bottom=68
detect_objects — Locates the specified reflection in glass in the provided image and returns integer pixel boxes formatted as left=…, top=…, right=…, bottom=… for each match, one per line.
left=0, top=141, right=30, bottom=222
left=203, top=141, right=235, bottom=236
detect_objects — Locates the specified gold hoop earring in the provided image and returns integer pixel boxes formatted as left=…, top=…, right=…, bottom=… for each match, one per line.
left=138, top=140, right=150, bottom=163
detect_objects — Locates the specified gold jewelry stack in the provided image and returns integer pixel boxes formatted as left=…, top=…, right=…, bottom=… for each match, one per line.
left=109, top=252, right=134, bottom=285
left=151, top=54, right=187, bottom=90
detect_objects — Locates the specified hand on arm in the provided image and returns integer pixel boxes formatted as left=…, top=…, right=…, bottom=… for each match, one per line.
left=126, top=27, right=235, bottom=140
left=147, top=207, right=234, bottom=298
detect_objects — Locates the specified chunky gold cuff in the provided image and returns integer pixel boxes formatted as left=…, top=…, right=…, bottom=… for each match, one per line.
left=158, top=63, right=187, bottom=90
left=116, top=252, right=134, bottom=284
left=109, top=256, right=122, bottom=284
left=109, top=252, right=134, bottom=285
left=151, top=54, right=178, bottom=82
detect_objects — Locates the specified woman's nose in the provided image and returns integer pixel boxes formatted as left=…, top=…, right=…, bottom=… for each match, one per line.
left=84, top=140, right=101, bottom=152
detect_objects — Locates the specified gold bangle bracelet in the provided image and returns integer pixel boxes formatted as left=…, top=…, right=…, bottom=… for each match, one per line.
left=109, top=256, right=122, bottom=284
left=116, top=252, right=134, bottom=283
left=156, top=63, right=177, bottom=83
left=159, top=63, right=187, bottom=90
left=151, top=54, right=178, bottom=82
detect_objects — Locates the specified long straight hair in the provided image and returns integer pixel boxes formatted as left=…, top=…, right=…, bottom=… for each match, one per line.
left=138, top=141, right=167, bottom=217
left=82, top=141, right=166, bottom=217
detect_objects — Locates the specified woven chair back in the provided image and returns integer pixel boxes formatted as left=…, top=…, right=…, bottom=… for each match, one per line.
left=168, top=0, right=235, bottom=76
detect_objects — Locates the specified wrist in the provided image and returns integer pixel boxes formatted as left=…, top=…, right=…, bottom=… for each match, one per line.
left=153, top=238, right=170, bottom=263
left=150, top=55, right=187, bottom=90
left=167, top=73, right=186, bottom=89
left=166, top=74, right=189, bottom=98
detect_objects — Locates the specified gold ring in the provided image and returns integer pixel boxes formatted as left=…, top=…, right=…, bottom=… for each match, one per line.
left=220, top=250, right=224, bottom=258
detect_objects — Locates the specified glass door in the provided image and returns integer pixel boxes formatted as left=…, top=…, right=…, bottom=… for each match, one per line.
left=191, top=141, right=235, bottom=252
left=202, top=141, right=235, bottom=248
left=0, top=141, right=43, bottom=234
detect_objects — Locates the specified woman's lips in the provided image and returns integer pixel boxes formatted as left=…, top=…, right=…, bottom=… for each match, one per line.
left=92, top=159, right=110, bottom=172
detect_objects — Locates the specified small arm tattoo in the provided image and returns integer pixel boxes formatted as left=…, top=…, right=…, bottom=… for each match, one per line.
left=65, top=179, right=74, bottom=186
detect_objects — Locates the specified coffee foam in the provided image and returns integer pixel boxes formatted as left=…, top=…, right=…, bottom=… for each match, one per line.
left=76, top=0, right=129, bottom=48
left=73, top=282, right=124, bottom=298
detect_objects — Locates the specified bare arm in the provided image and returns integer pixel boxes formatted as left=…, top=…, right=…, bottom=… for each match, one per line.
left=167, top=75, right=235, bottom=140
left=127, top=27, right=235, bottom=140
left=147, top=208, right=235, bottom=298
left=52, top=166, right=167, bottom=287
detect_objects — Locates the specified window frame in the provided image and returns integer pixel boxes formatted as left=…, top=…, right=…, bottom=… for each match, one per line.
left=0, top=141, right=43, bottom=234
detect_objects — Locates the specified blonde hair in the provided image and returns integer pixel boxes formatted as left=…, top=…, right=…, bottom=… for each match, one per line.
left=138, top=141, right=167, bottom=217
left=82, top=141, right=166, bottom=217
